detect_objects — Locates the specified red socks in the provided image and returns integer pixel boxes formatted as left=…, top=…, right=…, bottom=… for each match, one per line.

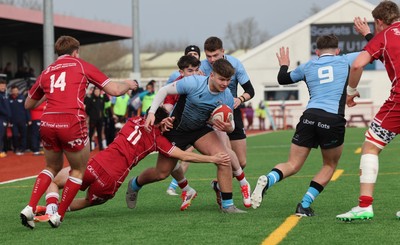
left=177, top=178, right=188, bottom=189
left=235, top=172, right=245, bottom=181
left=359, top=195, right=373, bottom=207
left=28, top=170, right=54, bottom=212
left=57, top=176, right=82, bottom=220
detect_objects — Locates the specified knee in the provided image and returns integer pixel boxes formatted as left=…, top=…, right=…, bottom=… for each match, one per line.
left=155, top=170, right=170, bottom=181
left=286, top=161, right=302, bottom=174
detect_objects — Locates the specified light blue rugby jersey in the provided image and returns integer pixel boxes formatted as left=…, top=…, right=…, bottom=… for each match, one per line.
left=289, top=52, right=359, bottom=115
left=173, top=74, right=234, bottom=131
left=166, top=70, right=180, bottom=84
left=200, top=55, right=249, bottom=97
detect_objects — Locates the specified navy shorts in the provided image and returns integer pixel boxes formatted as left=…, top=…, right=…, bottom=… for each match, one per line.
left=292, top=108, right=346, bottom=149
left=228, top=108, right=246, bottom=141
left=163, top=126, right=214, bottom=150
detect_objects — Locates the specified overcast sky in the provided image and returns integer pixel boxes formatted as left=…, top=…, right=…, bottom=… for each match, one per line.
left=53, top=0, right=386, bottom=47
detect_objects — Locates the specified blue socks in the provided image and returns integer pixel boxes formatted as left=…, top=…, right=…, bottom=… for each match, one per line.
left=266, top=168, right=283, bottom=188
left=300, top=181, right=324, bottom=208
left=221, top=192, right=234, bottom=209
left=168, top=178, right=178, bottom=190
left=131, top=177, right=142, bottom=191
left=221, top=199, right=234, bottom=209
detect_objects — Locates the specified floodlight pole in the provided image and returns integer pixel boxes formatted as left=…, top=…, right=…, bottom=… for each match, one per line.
left=43, top=0, right=55, bottom=68
left=131, top=0, right=141, bottom=81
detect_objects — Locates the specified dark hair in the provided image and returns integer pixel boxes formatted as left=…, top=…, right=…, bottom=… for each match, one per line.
left=372, top=0, right=400, bottom=25
left=0, top=79, right=6, bottom=84
left=147, top=80, right=156, bottom=88
left=316, top=34, right=339, bottom=50
left=212, top=59, right=235, bottom=78
left=177, top=55, right=201, bottom=70
left=55, top=36, right=80, bottom=56
left=146, top=107, right=169, bottom=125
left=10, top=85, right=18, bottom=90
left=204, top=36, right=223, bottom=52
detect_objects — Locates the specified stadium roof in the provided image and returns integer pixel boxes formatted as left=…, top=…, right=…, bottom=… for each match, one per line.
left=0, top=3, right=132, bottom=49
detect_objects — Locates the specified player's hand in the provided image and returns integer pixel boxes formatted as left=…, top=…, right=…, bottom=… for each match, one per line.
left=212, top=152, right=231, bottom=166
left=233, top=97, right=241, bottom=109
left=354, top=17, right=371, bottom=36
left=144, top=113, right=155, bottom=132
left=160, top=116, right=175, bottom=132
left=276, top=47, right=290, bottom=66
left=346, top=92, right=360, bottom=107
left=212, top=119, right=233, bottom=133
left=128, top=80, right=139, bottom=91
left=197, top=70, right=205, bottom=76
left=112, top=114, right=118, bottom=123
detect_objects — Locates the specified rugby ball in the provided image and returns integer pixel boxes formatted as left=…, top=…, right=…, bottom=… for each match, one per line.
left=210, top=104, right=233, bottom=123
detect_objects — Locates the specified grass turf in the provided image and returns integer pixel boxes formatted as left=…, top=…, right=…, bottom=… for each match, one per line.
left=2, top=127, right=400, bottom=244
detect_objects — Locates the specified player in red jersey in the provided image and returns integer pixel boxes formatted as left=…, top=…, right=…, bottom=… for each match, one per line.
left=32, top=107, right=229, bottom=223
left=337, top=1, right=400, bottom=221
left=20, top=36, right=138, bottom=229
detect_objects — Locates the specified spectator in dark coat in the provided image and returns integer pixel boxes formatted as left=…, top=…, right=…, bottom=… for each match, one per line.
left=8, top=85, right=31, bottom=155
left=0, top=79, right=11, bottom=157
left=85, top=86, right=107, bottom=151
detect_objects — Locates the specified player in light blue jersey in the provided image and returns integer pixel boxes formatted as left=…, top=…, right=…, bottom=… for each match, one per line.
left=165, top=46, right=201, bottom=196
left=251, top=34, right=359, bottom=216
left=201, top=37, right=254, bottom=208
left=166, top=45, right=201, bottom=84
left=127, top=59, right=246, bottom=213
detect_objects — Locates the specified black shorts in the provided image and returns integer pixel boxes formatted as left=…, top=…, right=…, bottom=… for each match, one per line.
left=292, top=108, right=346, bottom=149
left=163, top=126, right=214, bottom=150
left=228, top=108, right=246, bottom=141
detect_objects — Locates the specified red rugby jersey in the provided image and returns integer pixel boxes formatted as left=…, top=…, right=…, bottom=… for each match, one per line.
left=163, top=75, right=183, bottom=106
left=28, top=55, right=110, bottom=117
left=92, top=116, right=175, bottom=184
left=364, top=21, right=400, bottom=100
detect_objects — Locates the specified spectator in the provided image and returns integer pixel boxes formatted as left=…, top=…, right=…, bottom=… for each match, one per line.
left=137, top=80, right=156, bottom=116
left=84, top=86, right=107, bottom=151
left=111, top=92, right=130, bottom=123
left=28, top=67, right=35, bottom=77
left=0, top=79, right=11, bottom=158
left=15, top=66, right=30, bottom=79
left=3, top=62, right=13, bottom=81
left=8, top=85, right=30, bottom=155
left=244, top=103, right=254, bottom=130
left=103, top=93, right=115, bottom=146
left=127, top=80, right=143, bottom=117
left=29, top=101, right=45, bottom=156
left=256, top=102, right=266, bottom=130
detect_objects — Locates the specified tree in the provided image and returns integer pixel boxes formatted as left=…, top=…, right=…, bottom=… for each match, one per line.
left=140, top=39, right=190, bottom=53
left=79, top=41, right=131, bottom=71
left=224, top=17, right=269, bottom=51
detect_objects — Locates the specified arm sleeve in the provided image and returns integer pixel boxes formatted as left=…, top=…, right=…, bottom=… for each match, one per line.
left=241, top=81, right=255, bottom=99
left=148, top=83, right=178, bottom=113
left=277, top=65, right=294, bottom=85
left=365, top=33, right=374, bottom=42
